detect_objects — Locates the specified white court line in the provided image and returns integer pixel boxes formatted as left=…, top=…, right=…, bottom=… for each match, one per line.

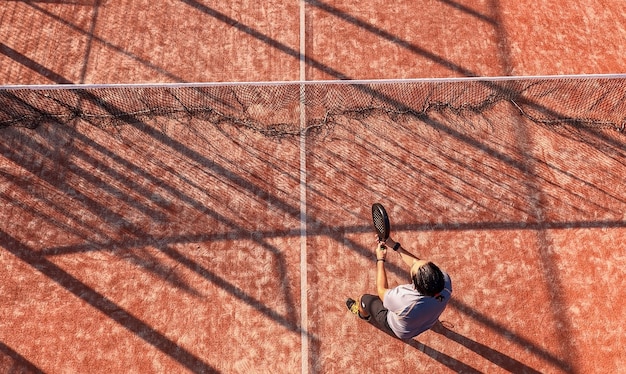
left=299, top=1, right=308, bottom=373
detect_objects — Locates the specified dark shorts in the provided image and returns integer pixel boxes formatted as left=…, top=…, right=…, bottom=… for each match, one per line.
left=360, top=294, right=395, bottom=337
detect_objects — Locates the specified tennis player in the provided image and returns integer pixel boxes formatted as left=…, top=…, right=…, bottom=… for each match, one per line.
left=346, top=236, right=452, bottom=339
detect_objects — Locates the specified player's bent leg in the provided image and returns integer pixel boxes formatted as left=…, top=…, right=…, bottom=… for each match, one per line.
left=360, top=294, right=395, bottom=336
left=357, top=295, right=371, bottom=320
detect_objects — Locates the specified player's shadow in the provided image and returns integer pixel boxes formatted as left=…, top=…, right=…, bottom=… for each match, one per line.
left=429, top=322, right=543, bottom=373
left=369, top=320, right=541, bottom=373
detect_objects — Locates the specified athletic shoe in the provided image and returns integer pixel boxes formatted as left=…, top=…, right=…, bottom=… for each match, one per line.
left=346, top=298, right=370, bottom=321
left=346, top=298, right=359, bottom=315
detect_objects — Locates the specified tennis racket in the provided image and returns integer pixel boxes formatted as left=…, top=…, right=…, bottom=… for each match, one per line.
left=371, top=203, right=390, bottom=241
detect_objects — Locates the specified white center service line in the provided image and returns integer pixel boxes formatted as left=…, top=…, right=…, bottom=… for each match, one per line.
left=299, top=1, right=309, bottom=373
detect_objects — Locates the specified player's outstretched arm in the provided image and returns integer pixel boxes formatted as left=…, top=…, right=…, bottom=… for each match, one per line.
left=384, top=237, right=421, bottom=269
left=375, top=243, right=390, bottom=301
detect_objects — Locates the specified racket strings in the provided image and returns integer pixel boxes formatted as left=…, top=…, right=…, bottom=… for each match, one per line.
left=372, top=203, right=390, bottom=240
left=373, top=212, right=386, bottom=236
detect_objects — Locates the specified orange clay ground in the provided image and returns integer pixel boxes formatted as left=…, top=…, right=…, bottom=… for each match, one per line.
left=1, top=1, right=625, bottom=373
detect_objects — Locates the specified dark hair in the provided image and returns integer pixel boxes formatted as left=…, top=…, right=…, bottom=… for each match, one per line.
left=412, top=262, right=445, bottom=299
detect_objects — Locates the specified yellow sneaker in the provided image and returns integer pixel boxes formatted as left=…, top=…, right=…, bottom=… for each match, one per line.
left=346, top=298, right=359, bottom=315
left=346, top=298, right=370, bottom=321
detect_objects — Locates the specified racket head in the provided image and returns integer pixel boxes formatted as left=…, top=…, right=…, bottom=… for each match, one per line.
left=371, top=203, right=390, bottom=241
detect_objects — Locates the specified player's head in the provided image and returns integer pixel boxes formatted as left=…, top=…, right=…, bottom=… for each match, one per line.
left=411, top=260, right=445, bottom=298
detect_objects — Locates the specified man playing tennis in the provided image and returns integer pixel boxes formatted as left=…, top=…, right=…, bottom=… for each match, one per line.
left=346, top=236, right=452, bottom=340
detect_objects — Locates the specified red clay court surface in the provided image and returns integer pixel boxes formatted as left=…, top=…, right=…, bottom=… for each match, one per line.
left=1, top=1, right=626, bottom=373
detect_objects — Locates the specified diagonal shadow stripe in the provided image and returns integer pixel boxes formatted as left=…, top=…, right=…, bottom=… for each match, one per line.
left=21, top=2, right=186, bottom=82
left=305, top=0, right=477, bottom=76
left=179, top=0, right=350, bottom=80
left=0, top=43, right=73, bottom=84
left=0, top=229, right=218, bottom=373
left=156, top=243, right=316, bottom=339
left=0, top=341, right=45, bottom=374
left=437, top=0, right=497, bottom=25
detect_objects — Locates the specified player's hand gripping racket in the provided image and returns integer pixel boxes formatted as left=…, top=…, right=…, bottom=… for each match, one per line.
left=371, top=203, right=390, bottom=242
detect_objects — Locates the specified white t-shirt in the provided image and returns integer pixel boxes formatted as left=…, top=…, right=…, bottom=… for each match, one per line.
left=383, top=272, right=452, bottom=339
